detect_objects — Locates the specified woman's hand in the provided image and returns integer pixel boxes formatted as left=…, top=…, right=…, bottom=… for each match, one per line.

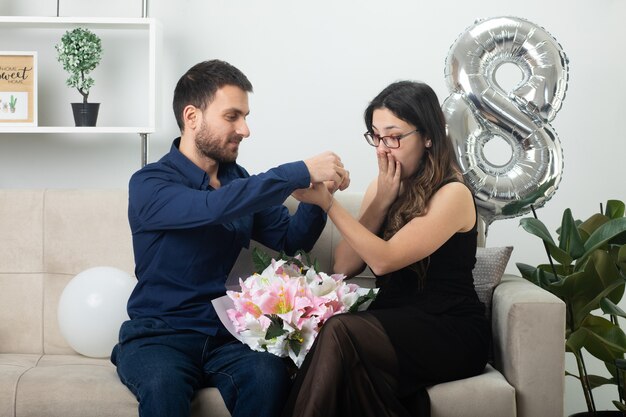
left=375, top=153, right=401, bottom=210
left=292, top=182, right=333, bottom=212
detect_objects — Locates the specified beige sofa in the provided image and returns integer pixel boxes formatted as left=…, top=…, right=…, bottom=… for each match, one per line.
left=0, top=189, right=565, bottom=417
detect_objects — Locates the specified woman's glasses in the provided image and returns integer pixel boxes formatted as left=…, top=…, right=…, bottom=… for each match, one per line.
left=363, top=130, right=419, bottom=149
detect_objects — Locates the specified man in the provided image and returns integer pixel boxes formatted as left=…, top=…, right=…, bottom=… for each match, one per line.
left=111, top=59, right=349, bottom=417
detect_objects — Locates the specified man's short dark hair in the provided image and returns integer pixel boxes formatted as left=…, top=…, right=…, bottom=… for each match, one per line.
left=172, top=59, right=253, bottom=131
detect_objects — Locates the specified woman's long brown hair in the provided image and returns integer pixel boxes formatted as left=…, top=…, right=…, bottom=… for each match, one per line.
left=364, top=81, right=462, bottom=282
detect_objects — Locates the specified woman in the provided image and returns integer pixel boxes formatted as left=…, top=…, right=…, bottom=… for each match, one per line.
left=284, top=81, right=490, bottom=417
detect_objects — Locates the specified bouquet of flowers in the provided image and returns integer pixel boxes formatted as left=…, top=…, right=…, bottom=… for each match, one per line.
left=224, top=250, right=377, bottom=367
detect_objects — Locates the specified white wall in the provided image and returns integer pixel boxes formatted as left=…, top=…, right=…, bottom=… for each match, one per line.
left=1, top=0, right=625, bottom=414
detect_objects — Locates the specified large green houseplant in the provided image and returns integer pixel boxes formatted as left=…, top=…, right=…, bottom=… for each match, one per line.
left=517, top=199, right=626, bottom=414
left=55, top=27, right=103, bottom=126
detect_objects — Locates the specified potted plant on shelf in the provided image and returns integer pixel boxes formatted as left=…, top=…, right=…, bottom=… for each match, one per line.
left=55, top=27, right=103, bottom=127
left=517, top=199, right=626, bottom=416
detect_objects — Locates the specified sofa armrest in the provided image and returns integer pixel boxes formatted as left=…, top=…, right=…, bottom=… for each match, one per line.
left=491, top=274, right=565, bottom=417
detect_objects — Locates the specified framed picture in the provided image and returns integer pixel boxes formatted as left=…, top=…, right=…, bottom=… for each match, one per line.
left=0, top=51, right=37, bottom=126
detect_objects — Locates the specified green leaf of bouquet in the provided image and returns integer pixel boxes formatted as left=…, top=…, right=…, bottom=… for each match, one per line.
left=349, top=289, right=378, bottom=313
left=296, top=250, right=320, bottom=272
left=280, top=251, right=306, bottom=269
left=252, top=247, right=273, bottom=274
left=288, top=338, right=301, bottom=356
left=265, top=315, right=288, bottom=340
left=298, top=250, right=313, bottom=268
left=606, top=200, right=626, bottom=220
left=313, top=259, right=321, bottom=273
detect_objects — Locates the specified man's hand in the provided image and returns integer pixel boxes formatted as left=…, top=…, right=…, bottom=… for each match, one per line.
left=304, top=151, right=350, bottom=192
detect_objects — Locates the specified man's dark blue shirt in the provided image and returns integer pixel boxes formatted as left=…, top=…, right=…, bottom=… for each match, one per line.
left=127, top=138, right=327, bottom=335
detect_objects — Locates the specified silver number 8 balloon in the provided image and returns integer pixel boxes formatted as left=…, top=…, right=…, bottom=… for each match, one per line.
left=443, top=16, right=569, bottom=230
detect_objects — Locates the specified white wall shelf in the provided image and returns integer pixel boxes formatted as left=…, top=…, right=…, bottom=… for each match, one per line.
left=0, top=16, right=157, bottom=166
left=0, top=126, right=153, bottom=134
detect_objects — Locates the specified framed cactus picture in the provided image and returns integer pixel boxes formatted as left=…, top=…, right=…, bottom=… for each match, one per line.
left=0, top=51, right=37, bottom=126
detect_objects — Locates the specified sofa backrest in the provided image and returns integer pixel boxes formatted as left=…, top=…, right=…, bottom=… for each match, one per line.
left=0, top=190, right=134, bottom=355
left=0, top=189, right=364, bottom=355
left=0, top=189, right=485, bottom=356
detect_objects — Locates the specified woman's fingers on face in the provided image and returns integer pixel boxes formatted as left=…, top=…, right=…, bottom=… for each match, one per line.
left=379, top=152, right=396, bottom=175
left=394, top=160, right=401, bottom=181
left=386, top=154, right=397, bottom=175
left=377, top=152, right=386, bottom=173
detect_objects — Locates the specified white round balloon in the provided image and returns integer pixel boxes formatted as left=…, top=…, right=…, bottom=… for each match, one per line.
left=58, top=266, right=136, bottom=358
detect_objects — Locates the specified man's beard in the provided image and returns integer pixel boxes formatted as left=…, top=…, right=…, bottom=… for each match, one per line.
left=194, top=120, right=242, bottom=164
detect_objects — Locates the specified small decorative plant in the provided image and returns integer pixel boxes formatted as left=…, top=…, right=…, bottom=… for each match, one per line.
left=517, top=199, right=626, bottom=413
left=9, top=95, right=17, bottom=113
left=55, top=27, right=103, bottom=104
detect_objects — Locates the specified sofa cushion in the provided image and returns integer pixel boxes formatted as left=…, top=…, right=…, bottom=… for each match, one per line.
left=11, top=354, right=230, bottom=417
left=43, top=273, right=81, bottom=355
left=0, top=190, right=44, bottom=274
left=43, top=189, right=135, bottom=275
left=0, top=274, right=44, bottom=354
left=0, top=354, right=41, bottom=417
left=428, top=364, right=516, bottom=417
left=15, top=355, right=137, bottom=417
left=474, top=246, right=513, bottom=317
